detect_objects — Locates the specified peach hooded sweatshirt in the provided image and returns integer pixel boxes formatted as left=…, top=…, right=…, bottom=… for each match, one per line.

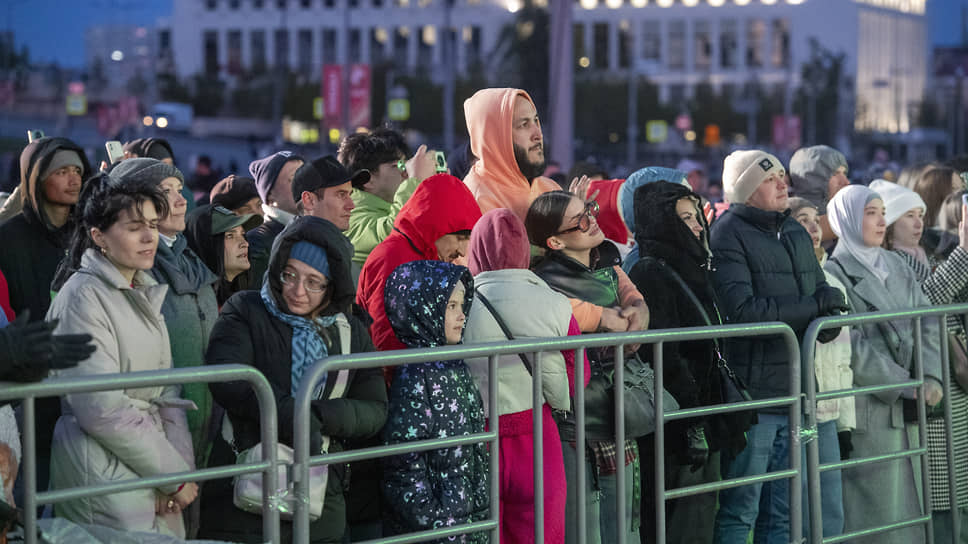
left=463, top=88, right=560, bottom=221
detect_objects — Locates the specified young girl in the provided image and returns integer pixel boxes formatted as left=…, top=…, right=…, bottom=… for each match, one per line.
left=382, top=260, right=489, bottom=543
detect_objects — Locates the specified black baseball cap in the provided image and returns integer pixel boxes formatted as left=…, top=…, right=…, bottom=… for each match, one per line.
left=291, top=155, right=370, bottom=203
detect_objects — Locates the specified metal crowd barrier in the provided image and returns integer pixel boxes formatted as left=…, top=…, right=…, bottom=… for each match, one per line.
left=802, top=303, right=968, bottom=544
left=0, top=365, right=281, bottom=544
left=292, top=323, right=801, bottom=544
left=650, top=322, right=804, bottom=544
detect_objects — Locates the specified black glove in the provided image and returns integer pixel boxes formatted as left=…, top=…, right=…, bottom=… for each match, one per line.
left=837, top=430, right=853, bottom=460
left=0, top=310, right=95, bottom=382
left=684, top=424, right=709, bottom=472
left=814, top=286, right=849, bottom=316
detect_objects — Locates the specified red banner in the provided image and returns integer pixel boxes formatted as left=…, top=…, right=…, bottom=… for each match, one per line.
left=321, top=64, right=342, bottom=130
left=348, top=64, right=371, bottom=130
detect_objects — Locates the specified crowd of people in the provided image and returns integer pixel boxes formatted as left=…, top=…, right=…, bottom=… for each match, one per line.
left=0, top=85, right=966, bottom=544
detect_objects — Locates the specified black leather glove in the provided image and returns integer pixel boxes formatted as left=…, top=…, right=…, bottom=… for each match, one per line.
left=0, top=310, right=95, bottom=382
left=837, top=430, right=853, bottom=460
left=684, top=424, right=709, bottom=472
left=814, top=286, right=849, bottom=316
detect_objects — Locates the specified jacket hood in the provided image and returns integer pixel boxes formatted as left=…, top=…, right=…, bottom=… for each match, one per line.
left=619, top=166, right=688, bottom=234
left=789, top=145, right=847, bottom=213
left=587, top=178, right=627, bottom=244
left=467, top=208, right=530, bottom=274
left=184, top=204, right=221, bottom=275
left=19, top=137, right=92, bottom=231
left=393, top=174, right=482, bottom=259
left=266, top=215, right=355, bottom=316
left=384, top=260, right=473, bottom=348
left=633, top=180, right=710, bottom=267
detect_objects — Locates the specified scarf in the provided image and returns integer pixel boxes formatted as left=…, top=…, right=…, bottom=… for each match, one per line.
left=152, top=234, right=218, bottom=295
left=827, top=185, right=890, bottom=284
left=260, top=281, right=336, bottom=397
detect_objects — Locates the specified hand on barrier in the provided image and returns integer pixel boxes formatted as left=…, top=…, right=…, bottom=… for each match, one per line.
left=923, top=379, right=943, bottom=407
left=814, top=286, right=849, bottom=316
left=0, top=310, right=94, bottom=381
left=598, top=307, right=629, bottom=333
left=172, top=482, right=199, bottom=511
left=684, top=424, right=709, bottom=472
left=837, top=430, right=853, bottom=460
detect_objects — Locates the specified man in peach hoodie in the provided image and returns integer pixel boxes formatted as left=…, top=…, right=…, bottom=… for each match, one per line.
left=463, top=88, right=561, bottom=220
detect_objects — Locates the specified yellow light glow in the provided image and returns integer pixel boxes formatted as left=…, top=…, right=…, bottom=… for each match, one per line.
left=735, top=0, right=751, bottom=4
left=156, top=117, right=169, bottom=129
left=422, top=25, right=437, bottom=46
left=462, top=26, right=472, bottom=43
left=683, top=0, right=699, bottom=6
left=606, top=0, right=623, bottom=8
left=579, top=0, right=597, bottom=8
left=761, top=0, right=777, bottom=4
left=657, top=0, right=673, bottom=7
left=329, top=128, right=341, bottom=143
left=708, top=0, right=725, bottom=5
left=608, top=132, right=620, bottom=143
left=374, top=28, right=388, bottom=44
left=630, top=0, right=647, bottom=6
left=506, top=0, right=522, bottom=12
left=685, top=130, right=697, bottom=141
left=142, top=116, right=154, bottom=126
left=578, top=56, right=590, bottom=68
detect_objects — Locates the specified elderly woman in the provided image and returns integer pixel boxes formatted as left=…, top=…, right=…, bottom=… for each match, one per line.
left=825, top=185, right=942, bottom=544
left=200, top=215, right=387, bottom=543
left=47, top=171, right=197, bottom=536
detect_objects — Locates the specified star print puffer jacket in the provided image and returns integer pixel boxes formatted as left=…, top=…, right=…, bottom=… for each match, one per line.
left=381, top=260, right=489, bottom=543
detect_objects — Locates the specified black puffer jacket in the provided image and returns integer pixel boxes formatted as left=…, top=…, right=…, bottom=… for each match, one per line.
left=710, top=203, right=827, bottom=408
left=628, top=181, right=749, bottom=455
left=201, top=216, right=387, bottom=543
left=244, top=216, right=285, bottom=287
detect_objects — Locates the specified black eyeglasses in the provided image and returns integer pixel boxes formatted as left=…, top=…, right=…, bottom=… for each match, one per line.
left=555, top=200, right=600, bottom=235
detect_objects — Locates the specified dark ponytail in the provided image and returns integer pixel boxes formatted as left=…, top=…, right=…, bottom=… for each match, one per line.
left=52, top=171, right=169, bottom=291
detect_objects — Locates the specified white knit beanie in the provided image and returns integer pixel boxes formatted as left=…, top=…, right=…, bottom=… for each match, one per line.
left=869, top=179, right=926, bottom=226
left=722, top=150, right=785, bottom=205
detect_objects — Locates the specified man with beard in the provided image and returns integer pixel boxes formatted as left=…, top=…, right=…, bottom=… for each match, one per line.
left=463, top=88, right=560, bottom=220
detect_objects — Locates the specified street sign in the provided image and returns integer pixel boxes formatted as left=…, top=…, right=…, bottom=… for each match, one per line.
left=388, top=98, right=410, bottom=121
left=703, top=124, right=721, bottom=147
left=66, top=94, right=87, bottom=116
left=646, top=120, right=667, bottom=143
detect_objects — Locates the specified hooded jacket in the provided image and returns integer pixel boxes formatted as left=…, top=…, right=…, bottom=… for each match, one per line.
left=789, top=145, right=847, bottom=214
left=203, top=216, right=387, bottom=543
left=356, top=174, right=482, bottom=351
left=184, top=204, right=253, bottom=306
left=626, top=181, right=748, bottom=455
left=0, top=137, right=91, bottom=321
left=381, top=260, right=488, bottom=542
left=462, top=88, right=559, bottom=220
left=618, top=166, right=689, bottom=273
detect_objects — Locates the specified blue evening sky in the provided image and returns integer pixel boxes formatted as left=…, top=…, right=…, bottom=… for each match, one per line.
left=5, top=0, right=968, bottom=68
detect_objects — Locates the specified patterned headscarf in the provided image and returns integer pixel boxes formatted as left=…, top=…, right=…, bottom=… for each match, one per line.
left=384, top=260, right=474, bottom=348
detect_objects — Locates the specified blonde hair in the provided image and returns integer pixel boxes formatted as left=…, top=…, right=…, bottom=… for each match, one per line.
left=937, top=190, right=966, bottom=234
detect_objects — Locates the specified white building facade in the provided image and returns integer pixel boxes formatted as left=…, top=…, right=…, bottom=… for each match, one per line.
left=167, top=0, right=927, bottom=133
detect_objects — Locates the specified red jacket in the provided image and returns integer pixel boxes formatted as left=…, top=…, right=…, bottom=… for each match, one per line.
left=0, top=268, right=13, bottom=322
left=356, top=174, right=482, bottom=351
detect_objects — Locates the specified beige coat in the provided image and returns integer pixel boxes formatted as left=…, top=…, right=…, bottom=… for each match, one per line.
left=46, top=249, right=194, bottom=536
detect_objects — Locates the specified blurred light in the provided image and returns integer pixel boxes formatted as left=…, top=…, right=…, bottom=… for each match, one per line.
left=606, top=0, right=623, bottom=8
left=619, top=20, right=630, bottom=31
left=422, top=26, right=437, bottom=46
left=685, top=130, right=697, bottom=141
left=135, top=27, right=148, bottom=38
left=506, top=0, right=522, bottom=12
left=786, top=0, right=805, bottom=3
left=156, top=117, right=169, bottom=128
left=356, top=126, right=369, bottom=133
left=708, top=0, right=725, bottom=5
left=657, top=0, right=673, bottom=6
left=68, top=82, right=85, bottom=94
left=517, top=21, right=535, bottom=39
left=578, top=56, right=591, bottom=68
left=110, top=50, right=124, bottom=61
left=683, top=0, right=699, bottom=5
left=580, top=0, right=597, bottom=8
left=761, top=0, right=777, bottom=4
left=397, top=27, right=410, bottom=38
left=630, top=0, right=647, bottom=6
left=533, top=0, right=548, bottom=6
left=462, top=26, right=473, bottom=43
left=608, top=132, right=620, bottom=143
left=329, top=128, right=342, bottom=143
left=374, top=28, right=388, bottom=44
left=143, top=116, right=154, bottom=126
left=734, top=0, right=751, bottom=4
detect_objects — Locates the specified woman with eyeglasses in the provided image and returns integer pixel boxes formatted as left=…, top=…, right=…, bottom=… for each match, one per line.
left=525, top=190, right=650, bottom=544
left=199, top=215, right=388, bottom=543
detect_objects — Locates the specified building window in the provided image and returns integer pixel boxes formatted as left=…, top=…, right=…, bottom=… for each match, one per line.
left=349, top=28, right=361, bottom=63
left=771, top=18, right=790, bottom=68
left=746, top=19, right=765, bottom=68
left=394, top=27, right=409, bottom=67
left=618, top=21, right=631, bottom=69
left=668, top=83, right=686, bottom=106
left=373, top=0, right=384, bottom=6
left=370, top=28, right=388, bottom=63
left=253, top=0, right=264, bottom=8
left=251, top=30, right=267, bottom=72
left=324, top=0, right=335, bottom=6
left=694, top=20, right=711, bottom=70
left=206, top=0, right=217, bottom=10
left=159, top=29, right=172, bottom=54
left=227, top=30, right=242, bottom=74
left=593, top=22, right=608, bottom=68
left=349, top=0, right=360, bottom=7
left=667, top=20, right=685, bottom=71
left=301, top=0, right=312, bottom=7
left=203, top=30, right=219, bottom=74
left=275, top=28, right=289, bottom=68
left=229, top=0, right=240, bottom=9
left=277, top=0, right=287, bottom=8
left=642, top=20, right=660, bottom=63
left=464, top=25, right=481, bottom=66
left=298, top=29, right=313, bottom=73
left=573, top=24, right=586, bottom=67
left=719, top=19, right=737, bottom=69
left=417, top=26, right=433, bottom=66
left=322, top=28, right=337, bottom=63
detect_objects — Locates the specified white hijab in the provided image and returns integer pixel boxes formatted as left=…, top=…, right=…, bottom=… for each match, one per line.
left=827, top=184, right=890, bottom=284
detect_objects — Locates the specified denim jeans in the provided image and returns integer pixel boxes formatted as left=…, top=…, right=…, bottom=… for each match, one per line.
left=714, top=414, right=793, bottom=544
left=802, top=420, right=844, bottom=540
left=599, top=457, right=639, bottom=543
left=562, top=440, right=602, bottom=544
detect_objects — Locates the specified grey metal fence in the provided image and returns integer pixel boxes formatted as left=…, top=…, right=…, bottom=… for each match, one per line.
left=292, top=322, right=802, bottom=544
left=801, top=303, right=968, bottom=544
left=0, top=365, right=281, bottom=544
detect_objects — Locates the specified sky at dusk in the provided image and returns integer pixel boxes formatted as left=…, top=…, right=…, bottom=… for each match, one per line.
left=5, top=0, right=968, bottom=69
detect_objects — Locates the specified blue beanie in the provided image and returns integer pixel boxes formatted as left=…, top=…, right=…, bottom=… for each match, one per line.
left=289, top=241, right=330, bottom=279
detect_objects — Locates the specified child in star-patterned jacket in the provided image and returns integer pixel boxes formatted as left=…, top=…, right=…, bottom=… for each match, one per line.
left=381, top=260, right=489, bottom=543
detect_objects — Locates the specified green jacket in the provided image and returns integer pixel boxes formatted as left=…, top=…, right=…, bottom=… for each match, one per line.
left=346, top=177, right=421, bottom=265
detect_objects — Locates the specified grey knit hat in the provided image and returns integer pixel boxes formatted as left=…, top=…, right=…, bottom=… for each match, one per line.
left=789, top=145, right=847, bottom=213
left=110, top=157, right=184, bottom=187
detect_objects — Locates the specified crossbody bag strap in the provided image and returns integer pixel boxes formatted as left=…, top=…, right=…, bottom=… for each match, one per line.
left=475, top=290, right=534, bottom=376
